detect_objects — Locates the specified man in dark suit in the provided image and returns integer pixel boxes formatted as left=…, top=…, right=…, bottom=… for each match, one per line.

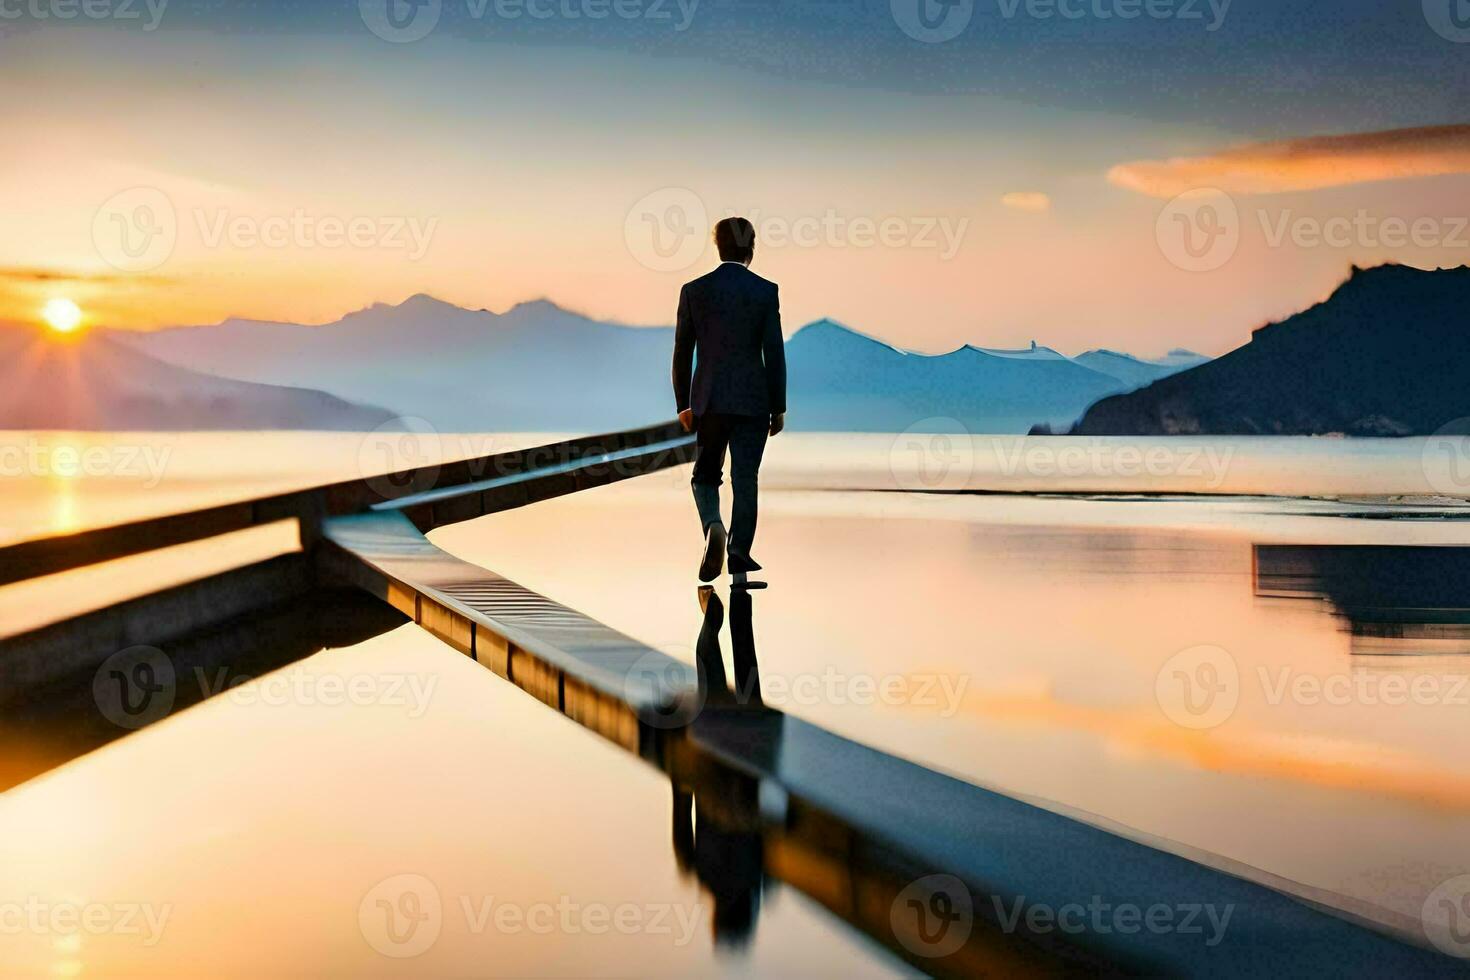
left=672, top=216, right=787, bottom=585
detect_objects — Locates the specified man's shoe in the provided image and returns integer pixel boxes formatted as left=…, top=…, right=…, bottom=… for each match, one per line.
left=699, top=524, right=727, bottom=583
left=728, top=554, right=762, bottom=574
left=731, top=570, right=768, bottom=590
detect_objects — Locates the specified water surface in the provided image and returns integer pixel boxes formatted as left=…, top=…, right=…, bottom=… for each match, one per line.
left=5, top=430, right=1470, bottom=969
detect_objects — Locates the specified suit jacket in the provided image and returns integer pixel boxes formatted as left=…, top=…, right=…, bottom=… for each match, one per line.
left=672, top=263, right=787, bottom=418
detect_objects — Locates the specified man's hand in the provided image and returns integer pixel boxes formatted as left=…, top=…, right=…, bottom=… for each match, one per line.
left=679, top=409, right=695, bottom=433
left=769, top=413, right=785, bottom=437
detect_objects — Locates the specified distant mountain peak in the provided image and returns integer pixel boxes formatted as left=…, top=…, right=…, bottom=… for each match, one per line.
left=362, top=292, right=466, bottom=315
left=1073, top=261, right=1470, bottom=437
left=506, top=298, right=564, bottom=315
left=1255, top=262, right=1470, bottom=342
left=968, top=341, right=1067, bottom=360
left=789, top=318, right=908, bottom=355
left=1340, top=261, right=1469, bottom=292
left=0, top=326, right=394, bottom=430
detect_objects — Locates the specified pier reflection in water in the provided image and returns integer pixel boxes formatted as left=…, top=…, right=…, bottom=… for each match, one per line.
left=1254, top=544, right=1470, bottom=654
left=0, top=586, right=910, bottom=977
left=0, top=566, right=1163, bottom=975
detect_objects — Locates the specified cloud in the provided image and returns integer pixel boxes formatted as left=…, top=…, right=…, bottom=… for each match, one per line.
left=1000, top=192, right=1051, bottom=212
left=1108, top=124, right=1470, bottom=198
left=0, top=267, right=171, bottom=285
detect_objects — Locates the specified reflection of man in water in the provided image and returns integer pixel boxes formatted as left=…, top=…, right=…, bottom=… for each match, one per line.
left=674, top=586, right=770, bottom=944
left=672, top=777, right=765, bottom=946
left=695, top=586, right=762, bottom=707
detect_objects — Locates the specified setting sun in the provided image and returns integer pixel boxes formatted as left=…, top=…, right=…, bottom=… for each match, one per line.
left=41, top=298, right=83, bottom=334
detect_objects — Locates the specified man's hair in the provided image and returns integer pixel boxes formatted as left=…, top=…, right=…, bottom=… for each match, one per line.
left=713, top=217, right=756, bottom=264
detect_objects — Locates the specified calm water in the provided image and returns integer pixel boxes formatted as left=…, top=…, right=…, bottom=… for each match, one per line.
left=0, top=626, right=906, bottom=977
left=437, top=480, right=1470, bottom=936
left=4, top=430, right=1470, bottom=547
left=4, top=430, right=1470, bottom=972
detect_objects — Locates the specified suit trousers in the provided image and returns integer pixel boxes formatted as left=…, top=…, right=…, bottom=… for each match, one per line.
left=690, top=413, right=768, bottom=572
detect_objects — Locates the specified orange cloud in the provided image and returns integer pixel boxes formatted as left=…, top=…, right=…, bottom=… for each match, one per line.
left=1001, top=191, right=1052, bottom=212
left=1109, top=124, right=1470, bottom=198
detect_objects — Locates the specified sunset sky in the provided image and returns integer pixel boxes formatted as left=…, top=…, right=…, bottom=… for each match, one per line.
left=3, top=0, right=1469, bottom=356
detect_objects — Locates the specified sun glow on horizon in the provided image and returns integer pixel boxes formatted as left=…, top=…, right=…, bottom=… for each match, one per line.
left=41, top=298, right=84, bottom=334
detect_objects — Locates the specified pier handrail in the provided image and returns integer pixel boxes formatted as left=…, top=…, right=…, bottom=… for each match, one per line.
left=0, top=420, right=692, bottom=588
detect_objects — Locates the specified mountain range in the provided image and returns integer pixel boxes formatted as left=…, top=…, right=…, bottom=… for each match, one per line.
left=106, top=299, right=1204, bottom=433
left=0, top=323, right=394, bottom=431
left=1071, top=264, right=1470, bottom=437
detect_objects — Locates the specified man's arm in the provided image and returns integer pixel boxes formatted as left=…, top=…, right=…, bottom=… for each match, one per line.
left=763, top=285, right=787, bottom=430
left=672, top=284, right=695, bottom=429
